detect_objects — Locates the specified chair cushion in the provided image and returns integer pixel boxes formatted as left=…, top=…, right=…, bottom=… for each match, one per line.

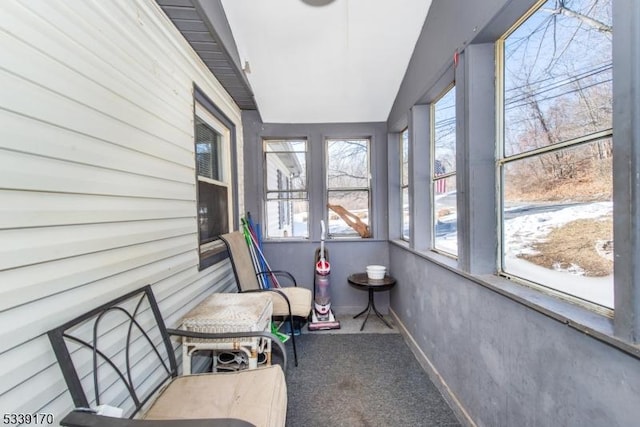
left=144, top=365, right=287, bottom=427
left=268, top=287, right=312, bottom=318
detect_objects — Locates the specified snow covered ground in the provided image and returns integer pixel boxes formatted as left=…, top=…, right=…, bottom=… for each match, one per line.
left=504, top=201, right=613, bottom=308
left=436, top=200, right=614, bottom=308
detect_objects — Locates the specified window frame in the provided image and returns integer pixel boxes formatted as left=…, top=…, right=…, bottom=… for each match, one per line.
left=430, top=83, right=458, bottom=257
left=495, top=0, right=614, bottom=312
left=194, top=101, right=234, bottom=270
left=263, top=138, right=309, bottom=240
left=325, top=137, right=372, bottom=239
left=401, top=128, right=410, bottom=241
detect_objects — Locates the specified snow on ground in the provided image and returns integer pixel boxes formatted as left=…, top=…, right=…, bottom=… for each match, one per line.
left=503, top=201, right=612, bottom=260
left=436, top=201, right=614, bottom=308
left=504, top=201, right=613, bottom=308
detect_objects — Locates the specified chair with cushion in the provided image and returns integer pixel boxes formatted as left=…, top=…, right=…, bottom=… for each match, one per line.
left=220, top=231, right=312, bottom=366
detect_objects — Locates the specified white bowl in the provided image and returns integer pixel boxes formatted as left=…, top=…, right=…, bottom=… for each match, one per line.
left=366, top=265, right=386, bottom=280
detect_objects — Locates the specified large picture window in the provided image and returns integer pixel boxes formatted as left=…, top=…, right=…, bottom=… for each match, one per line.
left=264, top=139, right=308, bottom=239
left=195, top=102, right=232, bottom=269
left=326, top=138, right=371, bottom=238
left=432, top=85, right=457, bottom=256
left=498, top=0, right=613, bottom=308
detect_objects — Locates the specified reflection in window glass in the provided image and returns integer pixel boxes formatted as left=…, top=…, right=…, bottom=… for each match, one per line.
left=401, top=129, right=410, bottom=240
left=264, top=139, right=308, bottom=238
left=432, top=86, right=457, bottom=255
left=500, top=0, right=613, bottom=308
left=195, top=117, right=222, bottom=182
left=194, top=103, right=232, bottom=270
left=327, top=139, right=371, bottom=238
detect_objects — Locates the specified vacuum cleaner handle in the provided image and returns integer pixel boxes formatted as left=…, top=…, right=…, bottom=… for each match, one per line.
left=320, top=220, right=326, bottom=260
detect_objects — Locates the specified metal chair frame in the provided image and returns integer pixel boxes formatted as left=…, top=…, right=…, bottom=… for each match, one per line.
left=220, top=231, right=308, bottom=366
left=48, top=285, right=286, bottom=426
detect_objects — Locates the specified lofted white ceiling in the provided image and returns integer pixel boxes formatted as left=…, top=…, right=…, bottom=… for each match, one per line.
left=220, top=0, right=432, bottom=124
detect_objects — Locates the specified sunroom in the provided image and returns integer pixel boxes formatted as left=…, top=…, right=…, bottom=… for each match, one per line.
left=1, top=0, right=639, bottom=426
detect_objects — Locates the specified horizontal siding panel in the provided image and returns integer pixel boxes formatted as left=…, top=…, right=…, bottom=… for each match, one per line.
left=0, top=110, right=194, bottom=184
left=128, top=2, right=242, bottom=120
left=153, top=260, right=235, bottom=316
left=2, top=0, right=195, bottom=123
left=87, top=0, right=205, bottom=109
left=0, top=218, right=195, bottom=270
left=0, top=191, right=195, bottom=230
left=0, top=265, right=235, bottom=411
left=0, top=236, right=196, bottom=312
left=4, top=308, right=166, bottom=415
left=0, top=72, right=193, bottom=167
left=0, top=265, right=216, bottom=397
left=0, top=252, right=200, bottom=354
left=0, top=30, right=191, bottom=151
left=0, top=336, right=65, bottom=403
left=0, top=149, right=194, bottom=200
left=0, top=0, right=243, bottom=421
left=0, top=363, right=69, bottom=418
left=157, top=261, right=237, bottom=327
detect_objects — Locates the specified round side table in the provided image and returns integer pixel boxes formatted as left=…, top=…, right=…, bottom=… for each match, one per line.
left=347, top=273, right=396, bottom=331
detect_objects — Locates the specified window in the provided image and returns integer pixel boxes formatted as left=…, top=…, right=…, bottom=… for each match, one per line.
left=401, top=129, right=410, bottom=241
left=326, top=138, right=371, bottom=238
left=431, top=85, right=457, bottom=256
left=498, top=0, right=613, bottom=308
left=195, top=102, right=232, bottom=269
left=264, top=139, right=308, bottom=239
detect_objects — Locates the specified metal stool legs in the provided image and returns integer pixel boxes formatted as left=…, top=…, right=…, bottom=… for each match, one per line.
left=353, top=288, right=392, bottom=331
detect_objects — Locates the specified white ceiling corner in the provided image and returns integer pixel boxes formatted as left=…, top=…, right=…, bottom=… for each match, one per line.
left=220, top=0, right=432, bottom=123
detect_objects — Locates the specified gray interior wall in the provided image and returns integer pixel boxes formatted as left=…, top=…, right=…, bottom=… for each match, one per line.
left=241, top=111, right=390, bottom=312
left=388, top=0, right=640, bottom=426
left=390, top=246, right=640, bottom=427
left=263, top=240, right=390, bottom=313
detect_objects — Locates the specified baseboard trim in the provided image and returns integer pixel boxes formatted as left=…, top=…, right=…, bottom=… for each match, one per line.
left=389, top=308, right=477, bottom=427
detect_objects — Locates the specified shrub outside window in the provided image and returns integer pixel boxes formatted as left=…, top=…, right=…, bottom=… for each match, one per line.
left=498, top=0, right=613, bottom=308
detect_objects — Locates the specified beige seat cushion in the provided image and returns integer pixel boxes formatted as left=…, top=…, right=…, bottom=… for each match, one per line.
left=268, top=287, right=311, bottom=318
left=144, top=365, right=287, bottom=427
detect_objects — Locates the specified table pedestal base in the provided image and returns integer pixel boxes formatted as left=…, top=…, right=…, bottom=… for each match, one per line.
left=353, top=288, right=393, bottom=331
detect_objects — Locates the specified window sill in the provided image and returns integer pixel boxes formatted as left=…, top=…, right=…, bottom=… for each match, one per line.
left=389, top=239, right=640, bottom=361
left=265, top=237, right=389, bottom=243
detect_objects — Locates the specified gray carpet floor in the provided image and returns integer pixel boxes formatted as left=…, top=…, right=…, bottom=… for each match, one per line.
left=284, top=333, right=461, bottom=427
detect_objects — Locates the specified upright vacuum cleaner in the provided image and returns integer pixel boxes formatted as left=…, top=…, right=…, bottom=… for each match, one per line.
left=309, top=220, right=341, bottom=330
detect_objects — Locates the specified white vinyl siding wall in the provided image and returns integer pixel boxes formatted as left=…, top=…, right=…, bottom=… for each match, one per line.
left=0, top=0, right=243, bottom=421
